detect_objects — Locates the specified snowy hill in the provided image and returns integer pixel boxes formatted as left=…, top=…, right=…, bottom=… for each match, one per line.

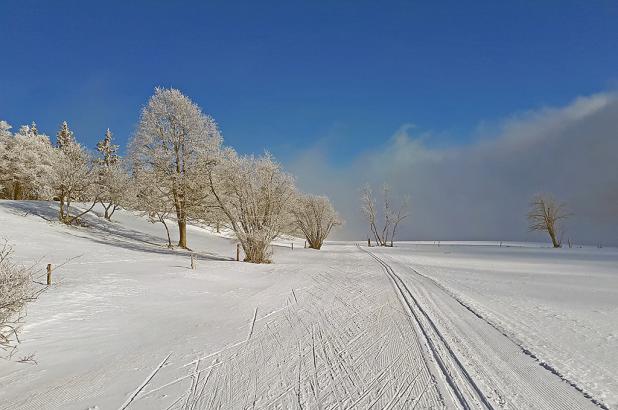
left=1, top=200, right=617, bottom=409
left=0, top=200, right=316, bottom=409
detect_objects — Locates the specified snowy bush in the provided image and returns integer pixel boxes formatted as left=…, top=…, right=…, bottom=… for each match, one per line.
left=0, top=241, right=34, bottom=358
left=208, top=151, right=296, bottom=263
left=292, top=194, right=341, bottom=250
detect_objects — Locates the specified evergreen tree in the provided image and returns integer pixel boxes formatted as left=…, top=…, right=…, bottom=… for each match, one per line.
left=95, top=129, right=128, bottom=220
left=56, top=121, right=75, bottom=149
left=96, top=129, right=119, bottom=167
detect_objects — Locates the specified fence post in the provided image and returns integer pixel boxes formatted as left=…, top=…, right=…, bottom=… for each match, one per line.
left=304, top=241, right=307, bottom=249
left=291, top=242, right=294, bottom=250
left=191, top=254, right=195, bottom=270
left=236, top=244, right=240, bottom=261
left=368, top=238, right=371, bottom=247
left=46, top=264, right=52, bottom=285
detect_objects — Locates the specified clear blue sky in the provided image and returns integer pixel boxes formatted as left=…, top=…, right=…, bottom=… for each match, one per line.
left=1, top=1, right=617, bottom=160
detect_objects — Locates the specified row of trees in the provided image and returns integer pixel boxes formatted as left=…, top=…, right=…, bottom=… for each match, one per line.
left=0, top=88, right=342, bottom=263
left=357, top=185, right=571, bottom=249
left=0, top=120, right=131, bottom=224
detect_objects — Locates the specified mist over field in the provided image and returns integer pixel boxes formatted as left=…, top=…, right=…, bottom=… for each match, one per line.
left=291, top=92, right=618, bottom=245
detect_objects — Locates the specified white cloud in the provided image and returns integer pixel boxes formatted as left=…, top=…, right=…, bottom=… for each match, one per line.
left=287, top=91, right=618, bottom=245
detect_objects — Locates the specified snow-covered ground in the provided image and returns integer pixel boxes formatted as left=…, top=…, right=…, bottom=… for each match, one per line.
left=0, top=200, right=616, bottom=409
left=372, top=244, right=618, bottom=409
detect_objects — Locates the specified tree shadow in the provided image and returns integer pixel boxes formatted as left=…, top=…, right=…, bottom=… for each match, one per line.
left=0, top=200, right=234, bottom=262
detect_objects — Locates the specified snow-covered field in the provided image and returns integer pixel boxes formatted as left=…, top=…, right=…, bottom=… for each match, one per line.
left=0, top=200, right=616, bottom=409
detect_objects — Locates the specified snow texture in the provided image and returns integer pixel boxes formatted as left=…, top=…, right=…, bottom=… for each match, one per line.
left=0, top=201, right=616, bottom=409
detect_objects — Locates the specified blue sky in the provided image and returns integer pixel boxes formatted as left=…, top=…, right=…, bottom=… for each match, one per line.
left=1, top=1, right=617, bottom=162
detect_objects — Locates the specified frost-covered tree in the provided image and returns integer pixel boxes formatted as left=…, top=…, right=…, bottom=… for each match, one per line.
left=95, top=129, right=130, bottom=220
left=528, top=194, right=570, bottom=248
left=361, top=184, right=409, bottom=247
left=96, top=128, right=119, bottom=167
left=56, top=121, right=75, bottom=149
left=0, top=123, right=55, bottom=200
left=129, top=88, right=221, bottom=248
left=49, top=127, right=97, bottom=224
left=208, top=151, right=296, bottom=263
left=0, top=240, right=36, bottom=359
left=0, top=121, right=12, bottom=195
left=292, top=194, right=341, bottom=250
left=130, top=167, right=176, bottom=247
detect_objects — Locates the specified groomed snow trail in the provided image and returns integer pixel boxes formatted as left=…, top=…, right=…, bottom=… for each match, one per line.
left=135, top=248, right=447, bottom=409
left=363, top=247, right=604, bottom=410
left=133, top=245, right=604, bottom=409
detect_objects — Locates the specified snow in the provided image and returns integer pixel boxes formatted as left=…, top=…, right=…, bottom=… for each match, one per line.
left=0, top=200, right=616, bottom=409
left=377, top=243, right=618, bottom=408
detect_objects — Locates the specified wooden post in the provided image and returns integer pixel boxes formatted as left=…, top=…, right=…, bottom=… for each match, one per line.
left=291, top=242, right=294, bottom=250
left=368, top=238, right=371, bottom=247
left=191, top=254, right=195, bottom=270
left=46, top=264, right=52, bottom=285
left=236, top=244, right=240, bottom=261
left=304, top=241, right=307, bottom=249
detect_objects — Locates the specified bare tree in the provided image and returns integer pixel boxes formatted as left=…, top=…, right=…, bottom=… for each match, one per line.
left=129, top=88, right=221, bottom=248
left=527, top=194, right=570, bottom=248
left=207, top=151, right=296, bottom=263
left=361, top=184, right=409, bottom=247
left=292, top=194, right=341, bottom=250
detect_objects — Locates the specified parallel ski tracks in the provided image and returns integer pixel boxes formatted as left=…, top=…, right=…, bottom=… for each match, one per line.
left=361, top=246, right=494, bottom=410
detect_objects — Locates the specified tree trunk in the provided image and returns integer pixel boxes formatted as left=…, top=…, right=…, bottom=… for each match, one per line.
left=12, top=182, right=21, bottom=200
left=160, top=216, right=172, bottom=248
left=59, top=196, right=65, bottom=221
left=548, top=228, right=560, bottom=248
left=178, top=219, right=187, bottom=248
left=108, top=205, right=118, bottom=220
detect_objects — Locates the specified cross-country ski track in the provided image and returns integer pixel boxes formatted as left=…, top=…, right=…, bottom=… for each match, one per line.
left=125, top=247, right=607, bottom=409
left=0, top=202, right=615, bottom=409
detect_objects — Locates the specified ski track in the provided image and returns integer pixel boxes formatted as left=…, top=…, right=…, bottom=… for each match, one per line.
left=367, top=247, right=606, bottom=410
left=133, top=251, right=445, bottom=409
left=131, top=245, right=606, bottom=409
